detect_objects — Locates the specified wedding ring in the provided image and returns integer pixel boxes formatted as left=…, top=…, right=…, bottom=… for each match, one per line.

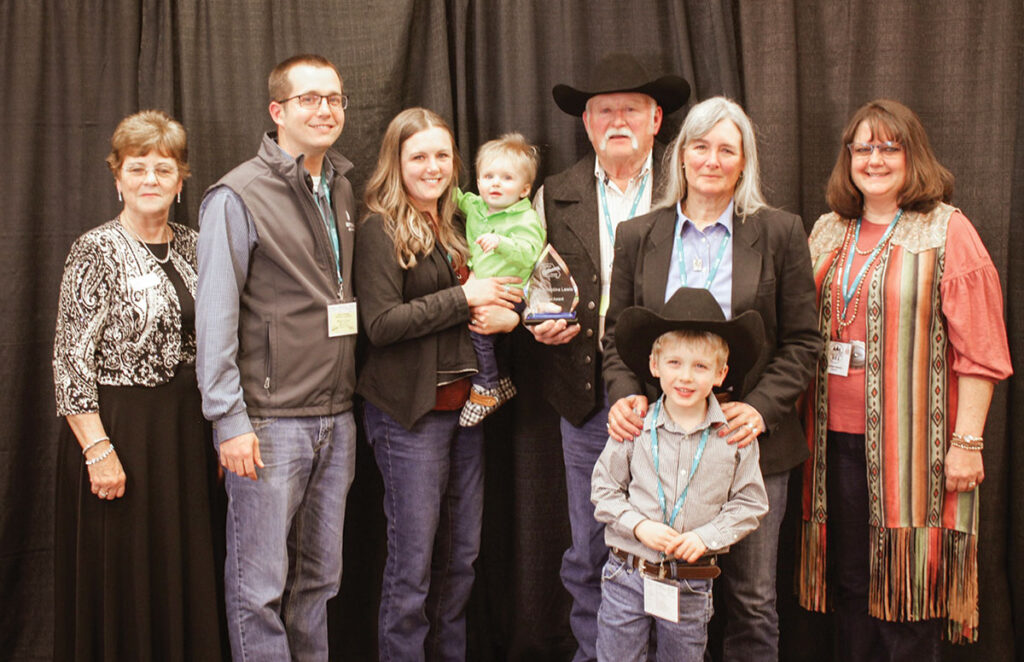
left=99, top=490, right=108, bottom=498
left=503, top=284, right=510, bottom=293
left=969, top=481, right=977, bottom=488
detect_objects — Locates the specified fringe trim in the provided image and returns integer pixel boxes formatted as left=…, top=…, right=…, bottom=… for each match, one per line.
left=797, top=520, right=828, bottom=613
left=867, top=526, right=978, bottom=644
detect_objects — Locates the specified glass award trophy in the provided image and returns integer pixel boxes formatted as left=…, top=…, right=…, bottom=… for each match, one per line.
left=523, top=244, right=579, bottom=325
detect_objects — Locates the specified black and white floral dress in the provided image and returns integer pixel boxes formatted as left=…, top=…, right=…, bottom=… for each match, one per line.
left=52, top=219, right=226, bottom=661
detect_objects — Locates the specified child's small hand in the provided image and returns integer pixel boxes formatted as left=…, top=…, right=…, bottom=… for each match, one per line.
left=476, top=233, right=500, bottom=252
left=665, top=531, right=707, bottom=563
left=634, top=519, right=680, bottom=553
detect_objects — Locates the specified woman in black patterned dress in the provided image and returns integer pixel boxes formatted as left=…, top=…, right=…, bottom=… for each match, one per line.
left=52, top=110, right=226, bottom=661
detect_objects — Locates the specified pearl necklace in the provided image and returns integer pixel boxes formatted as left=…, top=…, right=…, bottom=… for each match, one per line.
left=120, top=214, right=173, bottom=264
left=853, top=209, right=903, bottom=254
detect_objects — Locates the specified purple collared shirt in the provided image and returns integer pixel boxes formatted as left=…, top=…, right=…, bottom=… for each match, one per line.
left=664, top=200, right=734, bottom=318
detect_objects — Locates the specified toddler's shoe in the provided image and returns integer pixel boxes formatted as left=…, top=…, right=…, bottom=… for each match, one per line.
left=459, top=377, right=517, bottom=427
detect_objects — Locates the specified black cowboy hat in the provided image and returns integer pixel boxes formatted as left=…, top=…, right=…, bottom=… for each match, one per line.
left=616, top=288, right=766, bottom=392
left=552, top=53, right=690, bottom=117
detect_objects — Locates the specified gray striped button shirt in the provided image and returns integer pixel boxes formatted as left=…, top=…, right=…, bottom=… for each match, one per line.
left=591, top=395, right=769, bottom=564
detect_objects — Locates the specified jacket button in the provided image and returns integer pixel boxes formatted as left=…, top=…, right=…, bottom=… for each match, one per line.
left=585, top=382, right=592, bottom=391
left=587, top=301, right=596, bottom=310
left=591, top=274, right=598, bottom=283
left=584, top=355, right=592, bottom=364
left=585, top=328, right=594, bottom=338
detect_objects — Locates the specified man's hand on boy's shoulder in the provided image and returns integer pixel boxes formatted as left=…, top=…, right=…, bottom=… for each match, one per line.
left=608, top=394, right=648, bottom=442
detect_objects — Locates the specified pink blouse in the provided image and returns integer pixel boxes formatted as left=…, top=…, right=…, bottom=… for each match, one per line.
left=827, top=211, right=1012, bottom=433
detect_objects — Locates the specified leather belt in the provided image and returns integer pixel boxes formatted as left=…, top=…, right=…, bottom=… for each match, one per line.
left=611, top=547, right=721, bottom=580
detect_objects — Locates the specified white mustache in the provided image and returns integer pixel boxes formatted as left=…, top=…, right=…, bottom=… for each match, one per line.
left=600, top=128, right=639, bottom=151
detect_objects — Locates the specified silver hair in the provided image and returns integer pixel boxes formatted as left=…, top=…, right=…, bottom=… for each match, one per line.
left=656, top=96, right=767, bottom=218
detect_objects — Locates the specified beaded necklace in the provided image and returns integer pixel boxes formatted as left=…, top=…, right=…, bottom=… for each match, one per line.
left=832, top=215, right=900, bottom=339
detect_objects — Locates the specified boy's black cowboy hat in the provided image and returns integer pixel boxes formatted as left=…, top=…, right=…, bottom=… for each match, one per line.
left=616, top=287, right=766, bottom=392
left=552, top=53, right=690, bottom=117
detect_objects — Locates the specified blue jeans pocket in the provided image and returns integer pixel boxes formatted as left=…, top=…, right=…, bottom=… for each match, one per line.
left=600, top=554, right=628, bottom=583
left=680, top=578, right=713, bottom=596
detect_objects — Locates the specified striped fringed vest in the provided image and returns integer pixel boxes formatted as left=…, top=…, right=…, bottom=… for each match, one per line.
left=798, top=202, right=979, bottom=643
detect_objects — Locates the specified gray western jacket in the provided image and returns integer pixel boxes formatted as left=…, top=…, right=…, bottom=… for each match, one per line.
left=196, top=132, right=357, bottom=440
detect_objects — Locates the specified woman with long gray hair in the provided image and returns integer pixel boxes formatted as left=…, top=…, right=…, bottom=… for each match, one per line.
left=600, top=96, right=822, bottom=659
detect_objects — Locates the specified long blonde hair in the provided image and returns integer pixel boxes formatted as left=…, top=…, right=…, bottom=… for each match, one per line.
left=364, top=108, right=467, bottom=270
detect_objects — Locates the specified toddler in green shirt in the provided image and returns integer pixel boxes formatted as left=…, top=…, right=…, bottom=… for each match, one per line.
left=456, top=133, right=546, bottom=426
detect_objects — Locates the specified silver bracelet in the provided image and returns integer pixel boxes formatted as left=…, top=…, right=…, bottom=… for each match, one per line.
left=84, top=441, right=115, bottom=465
left=81, top=436, right=110, bottom=456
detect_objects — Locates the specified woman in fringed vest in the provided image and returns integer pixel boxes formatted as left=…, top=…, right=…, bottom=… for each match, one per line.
left=798, top=99, right=1011, bottom=659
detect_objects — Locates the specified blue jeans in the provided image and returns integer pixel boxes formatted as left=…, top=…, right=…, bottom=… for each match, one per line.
left=560, top=402, right=610, bottom=662
left=470, top=330, right=499, bottom=389
left=714, top=469, right=788, bottom=661
left=827, top=432, right=940, bottom=662
left=363, top=401, right=485, bottom=661
left=222, top=412, right=356, bottom=662
left=597, top=554, right=714, bottom=662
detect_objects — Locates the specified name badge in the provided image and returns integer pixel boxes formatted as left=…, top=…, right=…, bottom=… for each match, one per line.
left=327, top=301, right=357, bottom=337
left=828, top=341, right=852, bottom=376
left=643, top=575, right=679, bottom=623
left=128, top=272, right=161, bottom=292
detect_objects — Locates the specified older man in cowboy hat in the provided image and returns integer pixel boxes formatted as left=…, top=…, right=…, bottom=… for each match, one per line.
left=526, top=53, right=689, bottom=661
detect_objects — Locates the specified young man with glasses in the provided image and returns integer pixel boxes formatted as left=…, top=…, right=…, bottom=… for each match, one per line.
left=196, top=53, right=358, bottom=661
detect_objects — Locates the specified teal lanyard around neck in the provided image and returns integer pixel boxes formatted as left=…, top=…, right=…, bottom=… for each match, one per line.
left=315, top=179, right=342, bottom=287
left=599, top=171, right=649, bottom=244
left=649, top=399, right=710, bottom=529
left=676, top=224, right=730, bottom=290
left=840, top=209, right=902, bottom=309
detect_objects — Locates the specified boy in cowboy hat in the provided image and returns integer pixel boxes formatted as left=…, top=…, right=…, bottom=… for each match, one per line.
left=590, top=287, right=769, bottom=660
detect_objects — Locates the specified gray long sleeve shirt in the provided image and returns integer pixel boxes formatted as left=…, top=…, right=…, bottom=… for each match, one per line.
left=195, top=187, right=260, bottom=443
left=591, top=395, right=769, bottom=563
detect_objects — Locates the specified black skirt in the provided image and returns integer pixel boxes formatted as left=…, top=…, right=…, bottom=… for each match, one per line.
left=54, top=365, right=227, bottom=661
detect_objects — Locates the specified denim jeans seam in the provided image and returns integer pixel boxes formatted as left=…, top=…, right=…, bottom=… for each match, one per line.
left=427, top=489, right=454, bottom=661
left=378, top=419, right=397, bottom=660
left=229, top=483, right=249, bottom=662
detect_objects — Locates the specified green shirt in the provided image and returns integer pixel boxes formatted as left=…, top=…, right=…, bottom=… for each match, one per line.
left=457, top=189, right=546, bottom=282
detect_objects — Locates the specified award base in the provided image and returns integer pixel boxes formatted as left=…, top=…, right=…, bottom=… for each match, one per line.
left=523, top=313, right=579, bottom=326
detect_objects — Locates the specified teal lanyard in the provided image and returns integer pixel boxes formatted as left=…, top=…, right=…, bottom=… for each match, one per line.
left=840, top=209, right=902, bottom=308
left=315, top=180, right=343, bottom=288
left=599, top=172, right=649, bottom=244
left=649, top=399, right=710, bottom=529
left=676, top=225, right=731, bottom=290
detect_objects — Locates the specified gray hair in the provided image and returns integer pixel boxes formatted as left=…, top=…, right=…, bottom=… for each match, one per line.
left=656, top=96, right=767, bottom=218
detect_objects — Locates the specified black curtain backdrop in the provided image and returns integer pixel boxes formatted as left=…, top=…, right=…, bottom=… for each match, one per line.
left=2, top=1, right=1021, bottom=660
